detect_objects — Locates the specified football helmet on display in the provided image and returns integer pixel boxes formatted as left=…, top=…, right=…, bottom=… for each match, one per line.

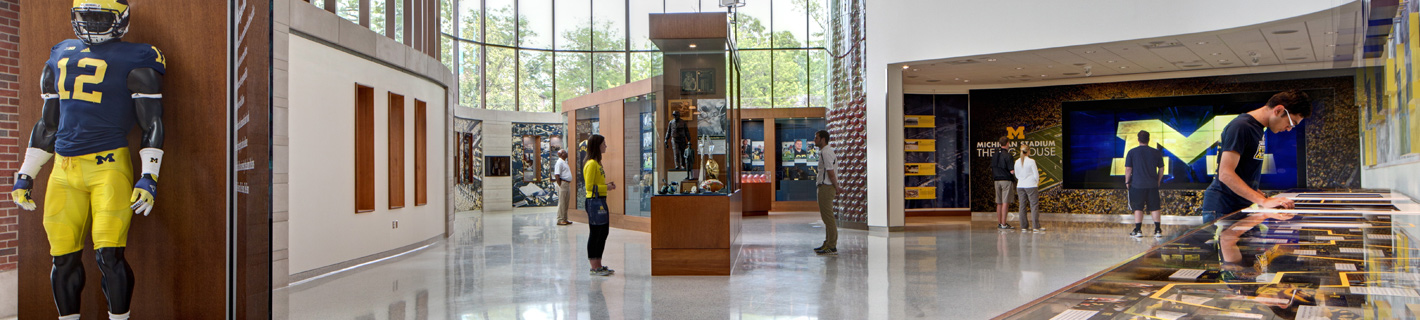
left=71, top=0, right=131, bottom=45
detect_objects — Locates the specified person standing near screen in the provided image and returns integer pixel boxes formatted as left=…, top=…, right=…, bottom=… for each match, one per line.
left=1199, top=90, right=1310, bottom=222
left=1126, top=130, right=1165, bottom=238
left=991, top=136, right=1016, bottom=229
left=813, top=130, right=840, bottom=255
left=554, top=149, right=573, bottom=226
left=1014, top=144, right=1042, bottom=232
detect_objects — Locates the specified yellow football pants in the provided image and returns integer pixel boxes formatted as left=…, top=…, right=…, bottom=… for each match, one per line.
left=44, top=148, right=134, bottom=256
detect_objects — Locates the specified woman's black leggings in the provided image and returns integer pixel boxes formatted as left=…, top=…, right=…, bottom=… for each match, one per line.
left=588, top=224, right=609, bottom=259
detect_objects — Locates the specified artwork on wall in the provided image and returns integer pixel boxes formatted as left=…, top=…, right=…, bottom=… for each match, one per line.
left=486, top=156, right=511, bottom=177
left=680, top=68, right=716, bottom=95
left=512, top=123, right=565, bottom=207
left=669, top=99, right=695, bottom=120
left=455, top=118, right=484, bottom=211
left=696, top=99, right=728, bottom=137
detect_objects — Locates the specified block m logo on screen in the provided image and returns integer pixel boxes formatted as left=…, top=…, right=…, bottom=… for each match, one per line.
left=1006, top=126, right=1026, bottom=140
left=1108, top=115, right=1277, bottom=176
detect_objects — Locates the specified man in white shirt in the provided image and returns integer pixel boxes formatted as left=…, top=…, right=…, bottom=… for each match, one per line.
left=554, top=149, right=574, bottom=225
left=813, top=130, right=839, bottom=255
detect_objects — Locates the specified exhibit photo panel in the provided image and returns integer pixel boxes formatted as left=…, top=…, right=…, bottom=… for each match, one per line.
left=16, top=0, right=272, bottom=319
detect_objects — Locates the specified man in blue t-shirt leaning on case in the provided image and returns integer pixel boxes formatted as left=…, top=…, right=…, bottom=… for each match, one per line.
left=1199, top=90, right=1311, bottom=222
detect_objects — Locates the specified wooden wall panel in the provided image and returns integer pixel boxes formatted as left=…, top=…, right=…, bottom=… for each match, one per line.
left=389, top=93, right=406, bottom=209
left=357, top=85, right=376, bottom=212
left=415, top=100, right=428, bottom=206
left=17, top=1, right=268, bottom=318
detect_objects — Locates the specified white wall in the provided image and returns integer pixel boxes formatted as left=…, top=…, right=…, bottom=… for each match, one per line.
left=287, top=36, right=449, bottom=274
left=1364, top=163, right=1420, bottom=200
left=862, top=0, right=1355, bottom=227
left=453, top=107, right=563, bottom=212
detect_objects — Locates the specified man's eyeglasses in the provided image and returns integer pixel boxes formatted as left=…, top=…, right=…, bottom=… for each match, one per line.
left=1283, top=108, right=1300, bottom=129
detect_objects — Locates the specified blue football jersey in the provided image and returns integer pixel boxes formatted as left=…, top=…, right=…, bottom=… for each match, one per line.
left=45, top=39, right=167, bottom=157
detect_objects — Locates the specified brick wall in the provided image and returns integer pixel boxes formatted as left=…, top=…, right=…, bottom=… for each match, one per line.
left=0, top=0, right=20, bottom=272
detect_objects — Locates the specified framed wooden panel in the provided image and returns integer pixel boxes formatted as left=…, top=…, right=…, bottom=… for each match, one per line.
left=415, top=100, right=427, bottom=205
left=389, top=92, right=406, bottom=209
left=356, top=85, right=376, bottom=213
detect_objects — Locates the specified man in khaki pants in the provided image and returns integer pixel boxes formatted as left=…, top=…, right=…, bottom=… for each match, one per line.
left=813, top=130, right=840, bottom=255
left=554, top=149, right=573, bottom=225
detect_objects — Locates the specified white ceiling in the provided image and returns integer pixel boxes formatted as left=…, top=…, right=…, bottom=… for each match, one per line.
left=900, top=3, right=1366, bottom=87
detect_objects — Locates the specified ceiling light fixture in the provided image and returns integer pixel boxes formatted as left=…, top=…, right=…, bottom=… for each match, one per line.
left=1218, top=59, right=1229, bottom=62
left=1041, top=75, right=1047, bottom=77
left=912, top=69, right=919, bottom=71
left=689, top=43, right=697, bottom=48
left=986, top=58, right=997, bottom=62
left=1324, top=31, right=1336, bottom=35
left=1196, top=41, right=1209, bottom=45
left=1084, top=66, right=1093, bottom=77
left=1284, top=47, right=1301, bottom=51
left=1015, top=67, right=1023, bottom=70
left=1211, top=53, right=1221, bottom=56
left=1106, top=60, right=1116, bottom=63
left=1084, top=50, right=1096, bottom=54
left=1327, top=44, right=1336, bottom=47
left=963, top=80, right=970, bottom=82
left=1120, top=66, right=1128, bottom=69
left=902, top=65, right=909, bottom=69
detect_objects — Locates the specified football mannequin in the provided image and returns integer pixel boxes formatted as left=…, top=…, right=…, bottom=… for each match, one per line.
left=11, top=1, right=166, bottom=319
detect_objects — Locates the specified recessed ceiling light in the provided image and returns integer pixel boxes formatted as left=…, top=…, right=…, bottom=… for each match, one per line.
left=1218, top=59, right=1229, bottom=62
left=1106, top=60, right=1116, bottom=63
left=1196, top=41, right=1209, bottom=45
left=1120, top=66, right=1128, bottom=69
left=986, top=58, right=997, bottom=62
left=1211, top=53, right=1221, bottom=56
left=902, top=65, right=909, bottom=69
left=1327, top=44, right=1336, bottom=47
left=689, top=43, right=697, bottom=48
left=1325, top=31, right=1336, bottom=35
left=1041, top=75, right=1047, bottom=77
left=1084, top=50, right=1096, bottom=54
left=912, top=69, right=919, bottom=71
left=963, top=80, right=970, bottom=82
left=953, top=78, right=960, bottom=80
left=1015, top=67, right=1023, bottom=70
left=1271, top=30, right=1298, bottom=34
left=1285, top=47, right=1301, bottom=51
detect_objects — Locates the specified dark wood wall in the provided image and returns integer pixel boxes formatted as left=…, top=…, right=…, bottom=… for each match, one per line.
left=18, top=1, right=269, bottom=318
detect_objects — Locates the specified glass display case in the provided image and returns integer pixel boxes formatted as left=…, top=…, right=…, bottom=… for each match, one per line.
left=774, top=118, right=826, bottom=201
left=999, top=190, right=1420, bottom=320
left=658, top=97, right=735, bottom=196
left=626, top=94, right=656, bottom=217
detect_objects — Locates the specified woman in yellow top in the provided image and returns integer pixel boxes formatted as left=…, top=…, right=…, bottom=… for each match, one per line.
left=583, top=134, right=616, bottom=276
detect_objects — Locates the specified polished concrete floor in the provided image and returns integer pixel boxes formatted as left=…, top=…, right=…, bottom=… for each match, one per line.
left=278, top=208, right=1198, bottom=319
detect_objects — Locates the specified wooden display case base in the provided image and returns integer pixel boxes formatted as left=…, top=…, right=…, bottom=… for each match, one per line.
left=651, top=191, right=743, bottom=276
left=741, top=183, right=773, bottom=216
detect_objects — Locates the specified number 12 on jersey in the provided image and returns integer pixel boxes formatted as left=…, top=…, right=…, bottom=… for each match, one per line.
left=55, top=57, right=109, bottom=103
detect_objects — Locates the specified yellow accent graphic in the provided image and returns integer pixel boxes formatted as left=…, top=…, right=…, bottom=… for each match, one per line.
left=56, top=57, right=109, bottom=103
left=905, top=163, right=936, bottom=176
left=71, top=58, right=107, bottom=103
left=152, top=46, right=166, bottom=67
left=73, top=0, right=128, bottom=11
left=80, top=48, right=90, bottom=53
left=904, top=139, right=935, bottom=152
left=905, top=187, right=936, bottom=200
left=1006, top=126, right=1025, bottom=139
left=904, top=115, right=934, bottom=128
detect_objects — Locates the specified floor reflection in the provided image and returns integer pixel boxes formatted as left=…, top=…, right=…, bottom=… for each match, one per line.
left=281, top=208, right=1194, bottom=319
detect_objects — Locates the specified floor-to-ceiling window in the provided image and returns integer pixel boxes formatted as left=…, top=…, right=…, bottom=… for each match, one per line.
left=433, top=0, right=828, bottom=112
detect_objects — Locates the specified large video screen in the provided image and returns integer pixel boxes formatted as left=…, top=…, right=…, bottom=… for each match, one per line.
left=1062, top=91, right=1319, bottom=190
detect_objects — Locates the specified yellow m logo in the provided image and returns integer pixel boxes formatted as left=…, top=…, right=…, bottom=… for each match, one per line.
left=1006, top=126, right=1025, bottom=139
left=1109, top=115, right=1275, bottom=176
